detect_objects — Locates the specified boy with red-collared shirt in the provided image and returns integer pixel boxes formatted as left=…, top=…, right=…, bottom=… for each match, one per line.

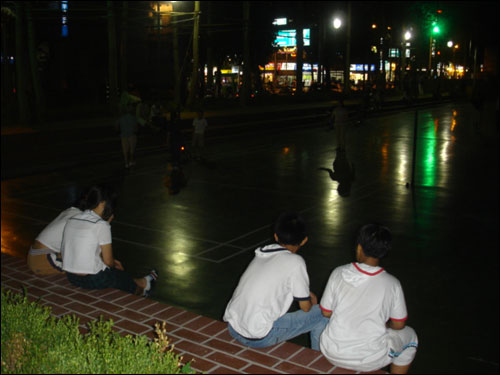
left=319, top=224, right=418, bottom=374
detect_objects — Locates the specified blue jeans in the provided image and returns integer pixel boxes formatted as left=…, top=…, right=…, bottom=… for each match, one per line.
left=228, top=304, right=329, bottom=351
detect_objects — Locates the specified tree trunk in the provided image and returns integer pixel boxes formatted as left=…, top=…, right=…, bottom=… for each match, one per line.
left=14, top=2, right=30, bottom=124
left=173, top=11, right=180, bottom=107
left=295, top=2, right=304, bottom=95
left=107, top=1, right=119, bottom=115
left=343, top=2, right=351, bottom=95
left=187, top=1, right=200, bottom=109
left=241, top=1, right=251, bottom=105
left=2, top=8, right=15, bottom=121
left=317, top=17, right=324, bottom=86
left=26, top=1, right=45, bottom=122
left=120, top=1, right=128, bottom=93
left=206, top=2, right=214, bottom=95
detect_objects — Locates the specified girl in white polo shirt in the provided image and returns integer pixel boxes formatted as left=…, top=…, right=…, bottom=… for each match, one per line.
left=61, top=185, right=157, bottom=296
left=27, top=189, right=90, bottom=275
left=224, top=212, right=328, bottom=351
left=319, top=224, right=418, bottom=374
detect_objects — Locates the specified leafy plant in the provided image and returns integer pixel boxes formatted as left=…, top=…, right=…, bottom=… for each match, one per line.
left=1, top=289, right=195, bottom=374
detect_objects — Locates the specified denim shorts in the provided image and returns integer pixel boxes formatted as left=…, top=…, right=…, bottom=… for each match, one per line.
left=67, top=267, right=137, bottom=294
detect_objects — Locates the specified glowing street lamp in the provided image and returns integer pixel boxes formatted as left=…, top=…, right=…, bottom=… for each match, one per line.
left=333, top=17, right=342, bottom=29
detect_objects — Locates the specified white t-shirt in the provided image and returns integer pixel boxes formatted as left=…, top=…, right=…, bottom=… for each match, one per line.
left=61, top=210, right=112, bottom=274
left=192, top=118, right=208, bottom=134
left=35, top=207, right=82, bottom=253
left=320, top=262, right=408, bottom=372
left=223, top=244, right=310, bottom=339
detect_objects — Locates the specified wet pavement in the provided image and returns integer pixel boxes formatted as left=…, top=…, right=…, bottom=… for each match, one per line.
left=1, top=99, right=498, bottom=373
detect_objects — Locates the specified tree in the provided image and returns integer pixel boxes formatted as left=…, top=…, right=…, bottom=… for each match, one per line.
left=14, top=2, right=30, bottom=124
left=107, top=1, right=119, bottom=115
left=25, top=1, right=45, bottom=122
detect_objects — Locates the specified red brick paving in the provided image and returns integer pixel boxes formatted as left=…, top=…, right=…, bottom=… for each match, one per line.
left=1, top=253, right=386, bottom=374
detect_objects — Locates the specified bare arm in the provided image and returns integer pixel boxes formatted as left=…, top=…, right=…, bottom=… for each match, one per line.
left=298, top=292, right=318, bottom=313
left=387, top=319, right=406, bottom=330
left=101, top=243, right=114, bottom=268
left=100, top=243, right=124, bottom=270
left=321, top=308, right=332, bottom=318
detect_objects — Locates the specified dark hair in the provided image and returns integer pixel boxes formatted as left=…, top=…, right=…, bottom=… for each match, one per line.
left=84, top=184, right=117, bottom=221
left=73, top=187, right=91, bottom=211
left=356, top=224, right=392, bottom=259
left=274, top=212, right=307, bottom=246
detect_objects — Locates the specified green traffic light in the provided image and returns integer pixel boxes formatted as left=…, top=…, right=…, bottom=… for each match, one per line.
left=432, top=25, right=440, bottom=33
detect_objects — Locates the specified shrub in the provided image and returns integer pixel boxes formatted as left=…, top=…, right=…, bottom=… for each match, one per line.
left=1, top=289, right=195, bottom=374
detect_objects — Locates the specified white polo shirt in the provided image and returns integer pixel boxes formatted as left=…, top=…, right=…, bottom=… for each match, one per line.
left=35, top=207, right=82, bottom=253
left=61, top=210, right=112, bottom=275
left=320, top=262, right=408, bottom=372
left=223, top=244, right=310, bottom=339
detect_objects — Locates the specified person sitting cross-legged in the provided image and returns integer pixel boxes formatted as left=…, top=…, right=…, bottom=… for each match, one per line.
left=223, top=212, right=329, bottom=351
left=319, top=224, right=418, bottom=374
left=61, top=185, right=157, bottom=297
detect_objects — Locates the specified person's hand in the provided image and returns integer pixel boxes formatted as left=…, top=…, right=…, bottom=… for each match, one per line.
left=310, top=292, right=318, bottom=305
left=113, top=259, right=124, bottom=271
left=107, top=214, right=114, bottom=224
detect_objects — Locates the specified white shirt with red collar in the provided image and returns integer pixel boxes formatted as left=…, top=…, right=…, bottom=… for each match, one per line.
left=319, top=262, right=408, bottom=371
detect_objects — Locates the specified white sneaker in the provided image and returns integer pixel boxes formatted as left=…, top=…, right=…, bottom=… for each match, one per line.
left=143, top=269, right=159, bottom=297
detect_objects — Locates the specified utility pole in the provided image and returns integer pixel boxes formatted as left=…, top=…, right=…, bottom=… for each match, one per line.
left=187, top=1, right=200, bottom=109
left=173, top=7, right=180, bottom=108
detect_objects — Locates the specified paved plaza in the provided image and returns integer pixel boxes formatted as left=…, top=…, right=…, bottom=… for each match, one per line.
left=1, top=100, right=498, bottom=373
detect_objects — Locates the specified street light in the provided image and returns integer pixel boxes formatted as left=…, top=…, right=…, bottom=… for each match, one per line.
left=333, top=17, right=342, bottom=29
left=401, top=29, right=412, bottom=83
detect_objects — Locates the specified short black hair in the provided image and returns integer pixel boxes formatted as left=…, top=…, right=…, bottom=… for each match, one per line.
left=274, top=212, right=307, bottom=246
left=356, top=223, right=392, bottom=259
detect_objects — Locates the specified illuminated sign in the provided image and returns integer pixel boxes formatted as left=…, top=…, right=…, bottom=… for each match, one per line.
left=389, top=48, right=400, bottom=58
left=350, top=64, right=376, bottom=72
left=61, top=1, right=68, bottom=37
left=273, top=18, right=287, bottom=26
left=274, top=29, right=310, bottom=47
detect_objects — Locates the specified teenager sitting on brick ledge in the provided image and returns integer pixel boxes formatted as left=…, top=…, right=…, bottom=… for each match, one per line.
left=61, top=184, right=158, bottom=297
left=223, top=212, right=329, bottom=351
left=319, top=224, right=418, bottom=374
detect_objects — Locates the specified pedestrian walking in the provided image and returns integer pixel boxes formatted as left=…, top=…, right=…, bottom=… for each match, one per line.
left=192, top=110, right=208, bottom=160
left=115, top=105, right=138, bottom=168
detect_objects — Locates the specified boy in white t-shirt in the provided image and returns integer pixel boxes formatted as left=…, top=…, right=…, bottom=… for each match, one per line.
left=319, top=224, right=418, bottom=373
left=224, top=212, right=328, bottom=350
